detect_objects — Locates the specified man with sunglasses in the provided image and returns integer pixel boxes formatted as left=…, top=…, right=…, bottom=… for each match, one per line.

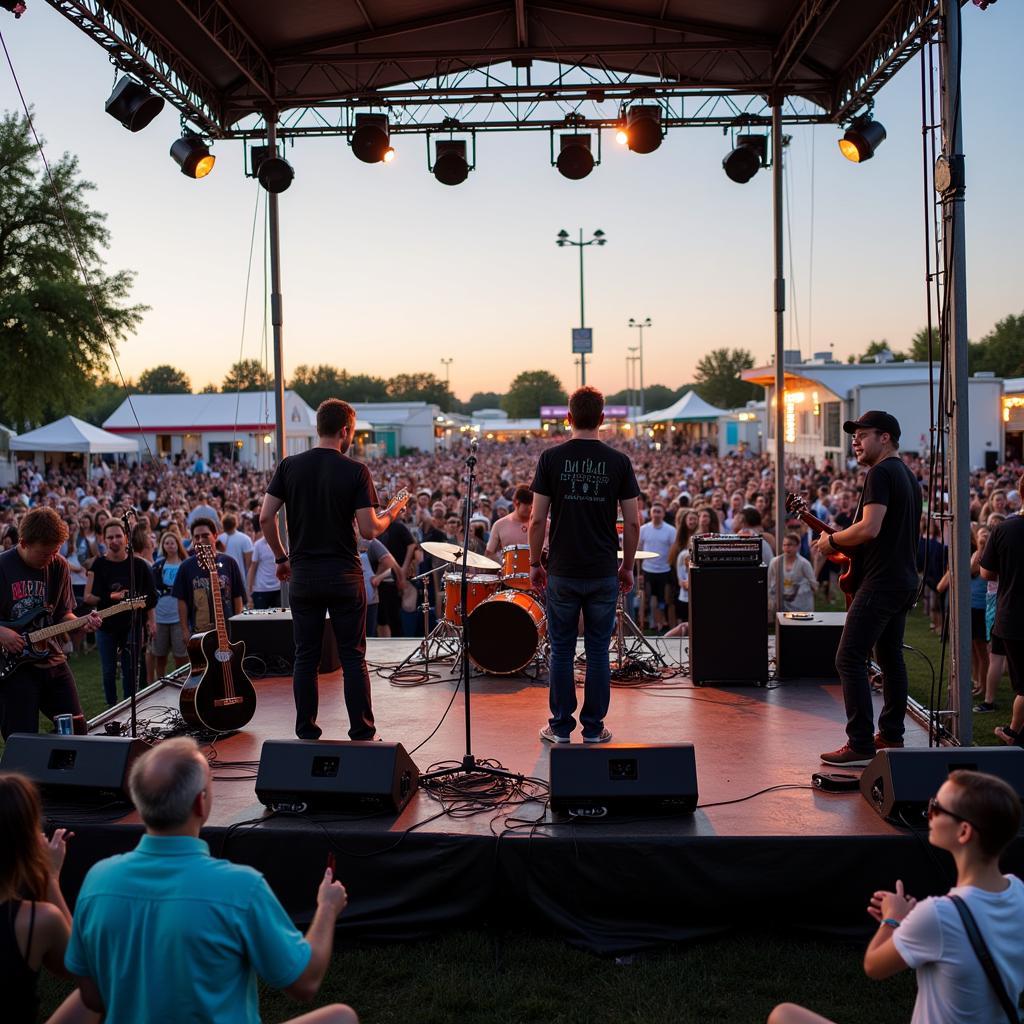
left=815, top=411, right=922, bottom=767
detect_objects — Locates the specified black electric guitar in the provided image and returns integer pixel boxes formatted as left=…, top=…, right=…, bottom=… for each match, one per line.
left=0, top=598, right=147, bottom=682
left=179, top=545, right=257, bottom=733
left=785, top=492, right=858, bottom=609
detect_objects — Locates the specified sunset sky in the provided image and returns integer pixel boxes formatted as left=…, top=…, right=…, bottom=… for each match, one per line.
left=3, top=4, right=1022, bottom=400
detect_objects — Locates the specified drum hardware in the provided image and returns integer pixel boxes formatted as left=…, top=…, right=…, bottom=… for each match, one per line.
left=611, top=550, right=666, bottom=671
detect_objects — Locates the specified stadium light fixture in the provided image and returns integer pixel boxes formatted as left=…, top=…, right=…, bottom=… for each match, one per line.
left=433, top=139, right=470, bottom=185
left=839, top=115, right=887, bottom=163
left=556, top=134, right=594, bottom=180
left=170, top=133, right=215, bottom=179
left=723, top=134, right=768, bottom=183
left=625, top=105, right=663, bottom=154
left=105, top=76, right=165, bottom=132
left=351, top=113, right=392, bottom=163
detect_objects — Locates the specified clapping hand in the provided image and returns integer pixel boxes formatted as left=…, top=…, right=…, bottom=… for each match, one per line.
left=867, top=878, right=916, bottom=923
left=42, top=827, right=74, bottom=878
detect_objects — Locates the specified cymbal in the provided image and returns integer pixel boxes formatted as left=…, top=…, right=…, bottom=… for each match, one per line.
left=618, top=550, right=659, bottom=560
left=421, top=540, right=501, bottom=571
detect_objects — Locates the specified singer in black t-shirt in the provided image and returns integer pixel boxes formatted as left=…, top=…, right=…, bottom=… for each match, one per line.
left=260, top=399, right=409, bottom=740
left=816, top=411, right=922, bottom=767
left=529, top=387, right=640, bottom=745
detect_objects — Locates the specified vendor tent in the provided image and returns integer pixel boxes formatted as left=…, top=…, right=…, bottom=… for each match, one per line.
left=9, top=416, right=139, bottom=455
left=636, top=391, right=727, bottom=423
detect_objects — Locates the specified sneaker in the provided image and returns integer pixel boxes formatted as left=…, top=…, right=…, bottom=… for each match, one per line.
left=973, top=701, right=996, bottom=714
left=582, top=728, right=613, bottom=744
left=539, top=726, right=570, bottom=744
left=820, top=744, right=875, bottom=767
left=874, top=733, right=904, bottom=750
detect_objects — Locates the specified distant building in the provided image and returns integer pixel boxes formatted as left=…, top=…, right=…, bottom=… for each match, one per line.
left=1004, top=377, right=1024, bottom=462
left=743, top=354, right=1004, bottom=470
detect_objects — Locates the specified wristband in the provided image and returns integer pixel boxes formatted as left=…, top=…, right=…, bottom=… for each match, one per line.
left=275, top=554, right=289, bottom=564
left=881, top=918, right=900, bottom=929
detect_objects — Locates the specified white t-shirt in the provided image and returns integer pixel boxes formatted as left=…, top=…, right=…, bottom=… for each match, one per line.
left=893, top=877, right=1024, bottom=1024
left=218, top=530, right=254, bottom=578
left=250, top=537, right=279, bottom=594
left=638, top=521, right=675, bottom=574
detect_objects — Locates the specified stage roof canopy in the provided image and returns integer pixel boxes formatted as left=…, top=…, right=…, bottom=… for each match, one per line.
left=46, top=0, right=949, bottom=138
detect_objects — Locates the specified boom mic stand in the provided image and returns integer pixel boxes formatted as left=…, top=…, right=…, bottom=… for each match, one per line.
left=120, top=508, right=140, bottom=739
left=420, top=438, right=522, bottom=786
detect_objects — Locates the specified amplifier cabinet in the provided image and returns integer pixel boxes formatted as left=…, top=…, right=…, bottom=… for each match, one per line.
left=228, top=609, right=339, bottom=673
left=775, top=612, right=846, bottom=681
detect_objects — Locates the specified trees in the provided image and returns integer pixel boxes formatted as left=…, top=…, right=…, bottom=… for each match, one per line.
left=855, top=340, right=905, bottom=363
left=222, top=358, right=269, bottom=392
left=502, top=371, right=566, bottom=419
left=75, top=378, right=134, bottom=427
left=461, top=391, right=504, bottom=413
left=289, top=364, right=349, bottom=409
left=692, top=348, right=758, bottom=409
left=973, top=313, right=1024, bottom=378
left=0, top=111, right=145, bottom=430
left=137, top=364, right=191, bottom=394
left=386, top=372, right=454, bottom=411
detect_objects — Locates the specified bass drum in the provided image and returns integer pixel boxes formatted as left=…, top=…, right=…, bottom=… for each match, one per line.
left=465, top=590, right=546, bottom=675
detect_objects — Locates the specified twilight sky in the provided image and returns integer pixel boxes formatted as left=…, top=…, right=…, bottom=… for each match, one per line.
left=2, top=4, right=1022, bottom=400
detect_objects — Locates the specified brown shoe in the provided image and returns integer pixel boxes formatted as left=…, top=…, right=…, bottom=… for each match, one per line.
left=820, top=744, right=875, bottom=767
left=874, top=733, right=904, bottom=750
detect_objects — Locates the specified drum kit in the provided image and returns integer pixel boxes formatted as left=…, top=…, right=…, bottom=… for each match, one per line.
left=394, top=539, right=665, bottom=679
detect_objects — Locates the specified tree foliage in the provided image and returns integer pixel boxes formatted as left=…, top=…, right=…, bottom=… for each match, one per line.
left=972, top=313, right=1024, bottom=378
left=75, top=378, right=135, bottom=428
left=502, top=371, right=566, bottom=419
left=386, top=372, right=454, bottom=411
left=137, top=364, right=191, bottom=394
left=460, top=391, right=504, bottom=414
left=289, top=364, right=350, bottom=409
left=856, top=340, right=905, bottom=363
left=692, top=348, right=758, bottom=410
left=222, top=358, right=270, bottom=392
left=0, top=111, right=145, bottom=430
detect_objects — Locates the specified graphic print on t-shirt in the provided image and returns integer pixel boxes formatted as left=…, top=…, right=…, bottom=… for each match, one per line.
left=561, top=455, right=611, bottom=501
left=8, top=578, right=48, bottom=622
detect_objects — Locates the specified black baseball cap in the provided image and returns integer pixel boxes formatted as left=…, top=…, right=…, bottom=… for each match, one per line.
left=843, top=410, right=901, bottom=442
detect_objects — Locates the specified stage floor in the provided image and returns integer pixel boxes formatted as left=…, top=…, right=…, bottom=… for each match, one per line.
left=50, top=637, right=1018, bottom=952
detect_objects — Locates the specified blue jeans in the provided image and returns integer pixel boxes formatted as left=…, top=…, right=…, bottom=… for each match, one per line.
left=96, top=629, right=143, bottom=706
left=545, top=574, right=619, bottom=738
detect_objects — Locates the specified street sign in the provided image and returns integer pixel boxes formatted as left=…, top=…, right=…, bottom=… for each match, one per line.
left=571, top=328, right=593, bottom=354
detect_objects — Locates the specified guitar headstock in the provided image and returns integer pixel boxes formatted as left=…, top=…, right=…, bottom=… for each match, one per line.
left=129, top=596, right=148, bottom=610
left=194, top=543, right=218, bottom=574
left=387, top=489, right=410, bottom=515
left=785, top=492, right=809, bottom=516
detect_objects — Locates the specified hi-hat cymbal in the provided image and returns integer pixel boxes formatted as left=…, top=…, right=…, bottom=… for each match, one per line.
left=421, top=540, right=501, bottom=571
left=618, top=549, right=659, bottom=560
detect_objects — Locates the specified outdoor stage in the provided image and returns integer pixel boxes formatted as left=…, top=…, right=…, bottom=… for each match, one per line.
left=48, top=637, right=1022, bottom=954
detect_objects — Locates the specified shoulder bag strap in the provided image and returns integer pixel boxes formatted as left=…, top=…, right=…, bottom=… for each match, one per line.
left=948, top=895, right=1021, bottom=1024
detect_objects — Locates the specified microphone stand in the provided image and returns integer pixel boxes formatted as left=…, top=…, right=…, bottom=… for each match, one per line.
left=120, top=509, right=139, bottom=739
left=420, top=439, right=522, bottom=785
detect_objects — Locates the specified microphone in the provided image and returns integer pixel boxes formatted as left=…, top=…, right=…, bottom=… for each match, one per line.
left=470, top=437, right=479, bottom=452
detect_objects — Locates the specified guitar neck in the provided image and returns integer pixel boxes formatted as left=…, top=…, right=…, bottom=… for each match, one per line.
left=28, top=601, right=139, bottom=643
left=799, top=511, right=836, bottom=537
left=207, top=561, right=231, bottom=650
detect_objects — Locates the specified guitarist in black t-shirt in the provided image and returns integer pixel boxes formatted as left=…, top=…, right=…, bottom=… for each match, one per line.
left=0, top=508, right=102, bottom=738
left=260, top=399, right=409, bottom=741
left=815, top=411, right=922, bottom=767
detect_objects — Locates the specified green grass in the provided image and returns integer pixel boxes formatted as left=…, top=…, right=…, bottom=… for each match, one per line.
left=40, top=928, right=916, bottom=1024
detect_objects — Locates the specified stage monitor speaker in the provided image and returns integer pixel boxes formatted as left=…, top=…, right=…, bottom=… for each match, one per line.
left=0, top=734, right=147, bottom=802
left=255, top=739, right=419, bottom=814
left=860, top=747, right=1024, bottom=825
left=776, top=612, right=845, bottom=681
left=689, top=564, right=768, bottom=685
left=549, top=743, right=698, bottom=815
left=229, top=610, right=340, bottom=673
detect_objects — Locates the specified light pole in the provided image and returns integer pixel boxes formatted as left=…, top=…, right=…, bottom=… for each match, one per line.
left=627, top=346, right=640, bottom=433
left=628, top=317, right=651, bottom=416
left=441, top=357, right=453, bottom=391
left=556, top=228, right=606, bottom=386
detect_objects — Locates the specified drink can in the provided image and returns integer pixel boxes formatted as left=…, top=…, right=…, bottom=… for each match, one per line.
left=54, top=714, right=74, bottom=736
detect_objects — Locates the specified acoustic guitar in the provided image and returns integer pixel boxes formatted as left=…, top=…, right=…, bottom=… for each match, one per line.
left=785, top=492, right=858, bottom=609
left=179, top=545, right=257, bottom=734
left=0, top=598, right=147, bottom=682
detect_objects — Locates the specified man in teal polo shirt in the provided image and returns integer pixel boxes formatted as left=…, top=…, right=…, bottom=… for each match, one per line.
left=66, top=737, right=357, bottom=1024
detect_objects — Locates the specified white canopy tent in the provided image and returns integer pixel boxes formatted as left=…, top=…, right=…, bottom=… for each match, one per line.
left=636, top=391, right=727, bottom=423
left=9, top=416, right=139, bottom=455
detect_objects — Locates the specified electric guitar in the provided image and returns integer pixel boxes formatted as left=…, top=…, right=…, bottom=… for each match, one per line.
left=0, top=599, right=148, bottom=682
left=785, top=492, right=858, bottom=609
left=383, top=488, right=410, bottom=520
left=179, top=545, right=257, bottom=734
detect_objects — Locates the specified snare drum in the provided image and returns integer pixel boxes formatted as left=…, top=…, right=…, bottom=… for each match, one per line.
left=501, top=544, right=532, bottom=590
left=443, top=573, right=499, bottom=626
left=465, top=590, right=546, bottom=675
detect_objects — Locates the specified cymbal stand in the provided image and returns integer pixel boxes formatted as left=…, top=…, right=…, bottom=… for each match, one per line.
left=611, top=590, right=666, bottom=671
left=390, top=564, right=461, bottom=677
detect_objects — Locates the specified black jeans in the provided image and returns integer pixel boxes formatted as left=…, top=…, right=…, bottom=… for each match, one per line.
left=0, top=662, right=84, bottom=740
left=835, top=586, right=916, bottom=751
left=290, top=574, right=374, bottom=740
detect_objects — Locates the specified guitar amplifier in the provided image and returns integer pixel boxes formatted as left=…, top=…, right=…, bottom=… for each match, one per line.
left=775, top=612, right=845, bottom=681
left=229, top=610, right=339, bottom=673
left=690, top=533, right=763, bottom=567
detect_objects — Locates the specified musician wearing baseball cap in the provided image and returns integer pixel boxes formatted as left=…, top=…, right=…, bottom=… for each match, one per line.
left=815, top=411, right=923, bottom=767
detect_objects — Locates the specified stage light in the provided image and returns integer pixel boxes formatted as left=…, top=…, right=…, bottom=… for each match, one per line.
left=105, top=76, right=164, bottom=132
left=615, top=127, right=628, bottom=146
left=351, top=113, right=391, bottom=163
left=257, top=156, right=294, bottom=193
left=556, top=134, right=594, bottom=180
left=625, top=105, right=662, bottom=154
left=170, top=134, right=215, bottom=179
left=383, top=147, right=395, bottom=163
left=433, top=140, right=469, bottom=186
left=723, top=134, right=767, bottom=184
left=839, top=116, right=886, bottom=163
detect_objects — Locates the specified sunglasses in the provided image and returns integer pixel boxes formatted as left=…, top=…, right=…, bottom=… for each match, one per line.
left=927, top=797, right=980, bottom=831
